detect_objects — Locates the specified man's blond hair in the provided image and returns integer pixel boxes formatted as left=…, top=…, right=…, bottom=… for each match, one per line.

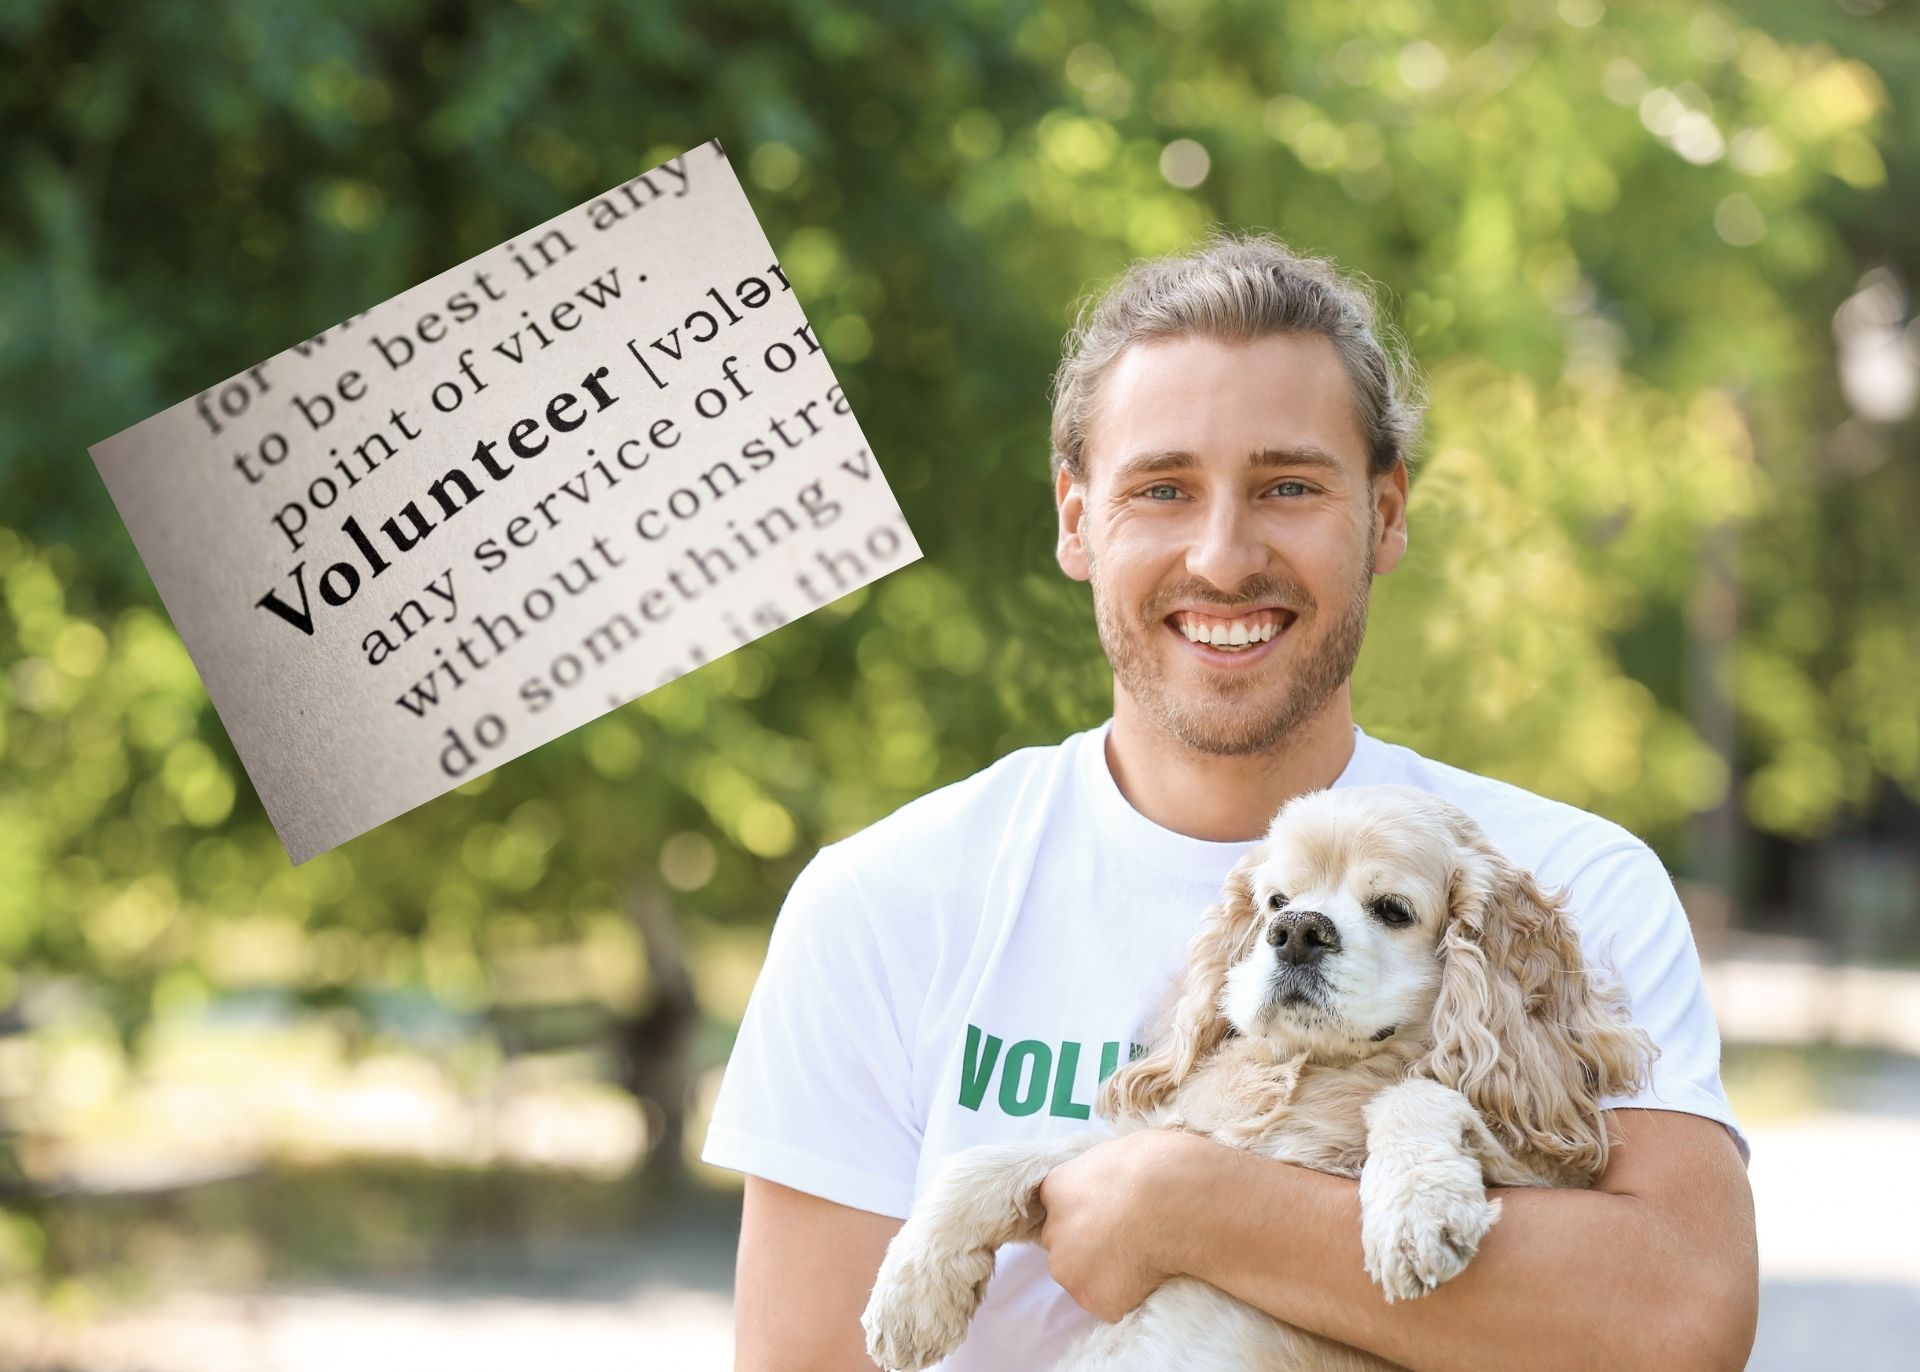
left=1048, top=229, right=1427, bottom=482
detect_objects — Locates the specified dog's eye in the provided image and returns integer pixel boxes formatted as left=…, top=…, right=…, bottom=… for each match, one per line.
left=1370, top=894, right=1416, bottom=928
left=1267, top=892, right=1288, bottom=911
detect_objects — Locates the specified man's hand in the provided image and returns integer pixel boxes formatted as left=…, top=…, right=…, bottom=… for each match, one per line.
left=1036, top=1129, right=1197, bottom=1321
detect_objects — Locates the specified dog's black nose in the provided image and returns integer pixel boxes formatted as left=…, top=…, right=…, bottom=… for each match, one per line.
left=1267, top=910, right=1340, bottom=965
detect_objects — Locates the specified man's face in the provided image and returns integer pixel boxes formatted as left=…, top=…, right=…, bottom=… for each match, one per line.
left=1055, top=332, right=1409, bottom=756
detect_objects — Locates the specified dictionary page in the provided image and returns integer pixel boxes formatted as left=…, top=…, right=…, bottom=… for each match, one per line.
left=89, top=140, right=919, bottom=863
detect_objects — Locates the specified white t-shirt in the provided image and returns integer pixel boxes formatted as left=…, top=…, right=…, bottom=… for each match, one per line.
left=702, top=720, right=1746, bottom=1371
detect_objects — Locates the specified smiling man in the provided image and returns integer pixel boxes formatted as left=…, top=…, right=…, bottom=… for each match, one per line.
left=704, top=232, right=1758, bottom=1372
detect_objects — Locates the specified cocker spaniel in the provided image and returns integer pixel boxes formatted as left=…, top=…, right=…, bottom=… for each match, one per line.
left=862, top=784, right=1656, bottom=1372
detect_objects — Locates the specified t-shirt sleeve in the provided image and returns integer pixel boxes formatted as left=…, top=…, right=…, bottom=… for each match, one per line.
left=699, top=846, right=922, bottom=1218
left=1567, top=842, right=1750, bottom=1164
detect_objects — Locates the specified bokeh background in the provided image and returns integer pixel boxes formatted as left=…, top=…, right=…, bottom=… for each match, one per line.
left=3, top=0, right=1918, bottom=1368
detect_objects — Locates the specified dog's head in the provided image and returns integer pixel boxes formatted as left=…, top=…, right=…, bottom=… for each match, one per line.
left=1221, top=785, right=1463, bottom=1058
left=1101, top=784, right=1654, bottom=1177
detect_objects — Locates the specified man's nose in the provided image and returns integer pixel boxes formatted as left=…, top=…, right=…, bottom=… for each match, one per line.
left=1268, top=910, right=1341, bottom=965
left=1185, top=499, right=1267, bottom=589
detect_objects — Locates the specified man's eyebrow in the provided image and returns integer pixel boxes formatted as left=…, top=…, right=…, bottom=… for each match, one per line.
left=1111, top=446, right=1350, bottom=479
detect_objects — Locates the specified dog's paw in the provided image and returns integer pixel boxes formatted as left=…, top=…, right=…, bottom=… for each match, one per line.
left=861, top=1238, right=995, bottom=1371
left=1359, top=1157, right=1498, bottom=1303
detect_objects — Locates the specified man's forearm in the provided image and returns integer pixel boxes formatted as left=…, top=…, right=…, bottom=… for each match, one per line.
left=1151, top=1135, right=1752, bottom=1372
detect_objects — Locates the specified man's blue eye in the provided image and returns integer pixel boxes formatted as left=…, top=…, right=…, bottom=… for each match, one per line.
left=1144, top=483, right=1180, bottom=500
left=1273, top=480, right=1310, bottom=497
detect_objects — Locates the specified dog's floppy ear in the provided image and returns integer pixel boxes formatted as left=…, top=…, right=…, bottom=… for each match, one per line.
left=1417, top=829, right=1656, bottom=1180
left=1099, top=844, right=1266, bottom=1123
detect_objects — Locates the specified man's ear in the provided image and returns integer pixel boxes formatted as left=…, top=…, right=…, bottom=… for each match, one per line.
left=1055, top=466, right=1091, bottom=582
left=1371, top=459, right=1410, bottom=576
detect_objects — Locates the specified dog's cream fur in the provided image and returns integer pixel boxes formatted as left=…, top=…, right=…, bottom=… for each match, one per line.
left=862, top=785, right=1656, bottom=1372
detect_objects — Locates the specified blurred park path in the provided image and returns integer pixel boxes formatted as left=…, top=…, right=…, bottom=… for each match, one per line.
left=2, top=1206, right=743, bottom=1372
left=1747, top=1106, right=1920, bottom=1372
left=1717, top=951, right=1920, bottom=1370
left=1706, top=950, right=1920, bottom=1057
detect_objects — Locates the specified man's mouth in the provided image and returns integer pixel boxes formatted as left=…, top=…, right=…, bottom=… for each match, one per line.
left=1166, top=607, right=1296, bottom=654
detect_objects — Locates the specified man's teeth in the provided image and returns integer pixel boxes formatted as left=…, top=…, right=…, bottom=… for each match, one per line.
left=1177, top=615, right=1282, bottom=648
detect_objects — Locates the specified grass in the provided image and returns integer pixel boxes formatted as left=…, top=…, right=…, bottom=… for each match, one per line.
left=1719, top=1041, right=1920, bottom=1124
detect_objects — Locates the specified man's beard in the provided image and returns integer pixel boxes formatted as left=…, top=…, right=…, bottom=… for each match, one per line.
left=1087, top=540, right=1375, bottom=758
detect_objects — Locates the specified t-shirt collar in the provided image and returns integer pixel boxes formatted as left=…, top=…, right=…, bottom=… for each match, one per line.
left=1076, top=718, right=1385, bottom=868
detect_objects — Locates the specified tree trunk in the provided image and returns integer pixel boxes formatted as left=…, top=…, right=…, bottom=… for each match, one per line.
left=614, top=879, right=701, bottom=1188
